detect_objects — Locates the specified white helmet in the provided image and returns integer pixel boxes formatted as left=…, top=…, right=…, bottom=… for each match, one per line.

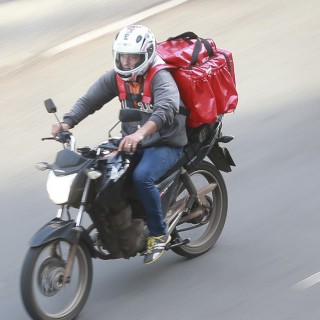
left=113, top=25, right=157, bottom=81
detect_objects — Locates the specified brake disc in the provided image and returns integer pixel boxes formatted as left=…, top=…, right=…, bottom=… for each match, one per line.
left=37, top=257, right=66, bottom=297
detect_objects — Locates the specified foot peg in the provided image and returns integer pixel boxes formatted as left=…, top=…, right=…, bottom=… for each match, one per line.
left=165, top=238, right=190, bottom=250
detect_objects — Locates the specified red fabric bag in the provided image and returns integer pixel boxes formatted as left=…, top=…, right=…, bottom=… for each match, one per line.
left=157, top=33, right=217, bottom=68
left=156, top=32, right=238, bottom=127
left=117, top=32, right=238, bottom=128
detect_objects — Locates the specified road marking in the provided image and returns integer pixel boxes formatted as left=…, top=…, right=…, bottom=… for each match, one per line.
left=294, top=272, right=320, bottom=290
left=42, top=0, right=188, bottom=58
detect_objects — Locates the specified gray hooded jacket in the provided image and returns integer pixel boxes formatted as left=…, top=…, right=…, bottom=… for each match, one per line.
left=63, top=63, right=188, bottom=147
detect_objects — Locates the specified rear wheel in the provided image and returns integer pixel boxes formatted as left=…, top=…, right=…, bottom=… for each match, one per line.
left=20, top=240, right=92, bottom=320
left=171, top=161, right=228, bottom=257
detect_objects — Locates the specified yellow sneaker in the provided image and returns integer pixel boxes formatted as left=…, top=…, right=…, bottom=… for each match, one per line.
left=144, top=234, right=171, bottom=264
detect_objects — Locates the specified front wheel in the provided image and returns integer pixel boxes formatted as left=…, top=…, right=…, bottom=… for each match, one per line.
left=20, top=240, right=93, bottom=320
left=172, top=161, right=228, bottom=258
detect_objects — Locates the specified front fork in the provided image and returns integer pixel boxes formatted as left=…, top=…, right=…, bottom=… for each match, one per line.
left=61, top=177, right=91, bottom=284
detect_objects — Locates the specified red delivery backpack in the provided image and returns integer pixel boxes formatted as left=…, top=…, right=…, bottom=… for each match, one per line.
left=117, top=32, right=238, bottom=128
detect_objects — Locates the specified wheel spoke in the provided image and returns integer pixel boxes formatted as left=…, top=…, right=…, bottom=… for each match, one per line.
left=170, top=161, right=227, bottom=257
left=21, top=240, right=92, bottom=320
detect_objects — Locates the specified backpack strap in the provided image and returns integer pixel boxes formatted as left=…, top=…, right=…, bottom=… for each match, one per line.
left=142, top=64, right=176, bottom=104
left=116, top=74, right=127, bottom=101
left=143, top=64, right=189, bottom=117
left=116, top=64, right=177, bottom=105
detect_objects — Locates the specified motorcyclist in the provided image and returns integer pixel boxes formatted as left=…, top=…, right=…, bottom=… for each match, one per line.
left=51, top=25, right=188, bottom=264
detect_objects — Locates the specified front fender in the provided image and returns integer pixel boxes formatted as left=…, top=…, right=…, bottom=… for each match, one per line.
left=29, top=218, right=96, bottom=257
left=30, top=218, right=77, bottom=247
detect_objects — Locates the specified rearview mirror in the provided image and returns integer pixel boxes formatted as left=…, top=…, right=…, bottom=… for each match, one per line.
left=44, top=99, right=57, bottom=113
left=119, top=109, right=143, bottom=122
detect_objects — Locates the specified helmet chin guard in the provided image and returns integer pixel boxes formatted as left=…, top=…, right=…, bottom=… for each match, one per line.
left=113, top=25, right=157, bottom=82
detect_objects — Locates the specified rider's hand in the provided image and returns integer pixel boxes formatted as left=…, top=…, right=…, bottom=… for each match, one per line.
left=118, top=131, right=144, bottom=152
left=51, top=122, right=71, bottom=136
left=118, top=121, right=157, bottom=152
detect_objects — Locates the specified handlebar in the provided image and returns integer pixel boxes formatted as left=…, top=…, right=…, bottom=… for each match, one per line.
left=98, top=138, right=142, bottom=152
left=42, top=131, right=72, bottom=143
left=41, top=132, right=139, bottom=155
left=98, top=137, right=122, bottom=151
left=41, top=131, right=76, bottom=151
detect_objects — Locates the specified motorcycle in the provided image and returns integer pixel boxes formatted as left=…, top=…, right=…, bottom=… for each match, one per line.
left=20, top=98, right=235, bottom=320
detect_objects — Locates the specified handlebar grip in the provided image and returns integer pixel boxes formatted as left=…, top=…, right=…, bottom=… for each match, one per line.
left=98, top=142, right=119, bottom=150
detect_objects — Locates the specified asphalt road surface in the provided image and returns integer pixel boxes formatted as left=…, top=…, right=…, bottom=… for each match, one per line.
left=0, top=0, right=319, bottom=319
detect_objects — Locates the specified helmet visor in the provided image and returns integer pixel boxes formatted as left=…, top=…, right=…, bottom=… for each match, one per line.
left=115, top=53, right=147, bottom=72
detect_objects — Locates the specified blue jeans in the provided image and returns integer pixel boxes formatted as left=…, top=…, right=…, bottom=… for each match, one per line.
left=131, top=146, right=183, bottom=236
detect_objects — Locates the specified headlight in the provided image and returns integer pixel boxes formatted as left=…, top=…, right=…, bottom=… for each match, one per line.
left=46, top=171, right=77, bottom=204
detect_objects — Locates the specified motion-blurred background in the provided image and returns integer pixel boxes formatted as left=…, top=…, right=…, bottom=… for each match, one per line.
left=1, top=0, right=319, bottom=319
